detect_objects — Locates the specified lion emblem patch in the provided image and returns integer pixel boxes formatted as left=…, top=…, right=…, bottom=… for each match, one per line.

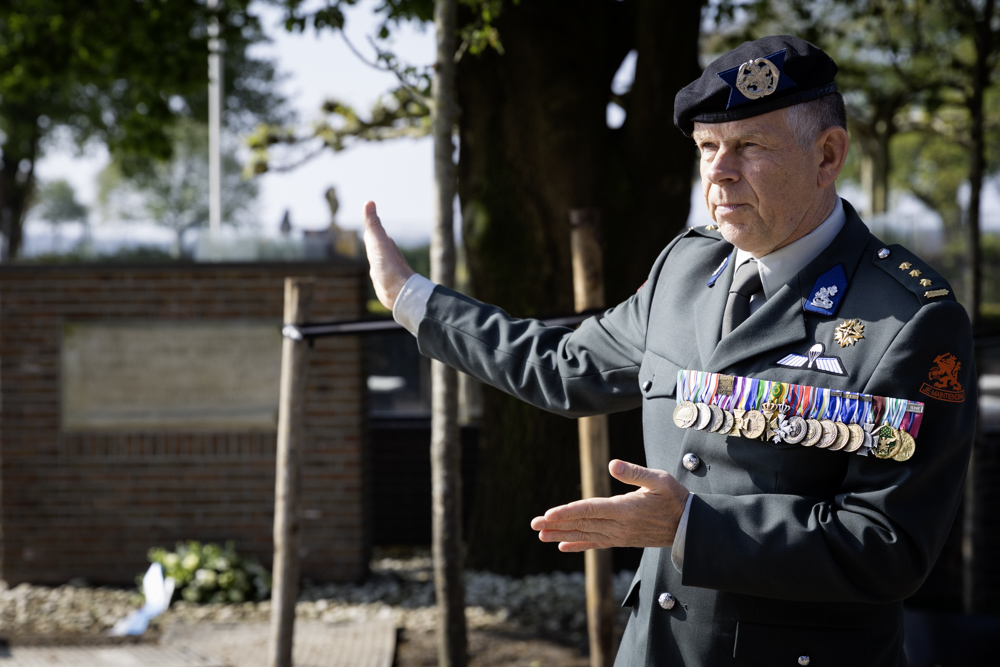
left=919, top=353, right=966, bottom=403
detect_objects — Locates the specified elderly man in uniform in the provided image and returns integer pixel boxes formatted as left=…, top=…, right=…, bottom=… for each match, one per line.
left=363, top=35, right=976, bottom=666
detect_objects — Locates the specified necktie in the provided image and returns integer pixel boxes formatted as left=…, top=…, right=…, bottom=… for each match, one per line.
left=722, top=259, right=762, bottom=336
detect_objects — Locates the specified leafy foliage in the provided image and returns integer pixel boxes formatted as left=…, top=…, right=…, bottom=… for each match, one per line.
left=98, top=119, right=258, bottom=255
left=0, top=0, right=288, bottom=258
left=147, top=540, right=271, bottom=604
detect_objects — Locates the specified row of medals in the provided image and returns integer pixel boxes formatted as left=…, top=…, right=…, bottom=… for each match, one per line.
left=671, top=400, right=915, bottom=462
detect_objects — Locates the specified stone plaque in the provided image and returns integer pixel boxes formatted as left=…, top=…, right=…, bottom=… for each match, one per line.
left=62, top=321, right=282, bottom=431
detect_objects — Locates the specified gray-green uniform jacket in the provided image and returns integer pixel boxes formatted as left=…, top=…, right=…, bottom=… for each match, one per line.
left=414, top=201, right=977, bottom=666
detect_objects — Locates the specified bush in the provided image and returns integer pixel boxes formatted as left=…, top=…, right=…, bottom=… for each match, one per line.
left=146, top=540, right=271, bottom=604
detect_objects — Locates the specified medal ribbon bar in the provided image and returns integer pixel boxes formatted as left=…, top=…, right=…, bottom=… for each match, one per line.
left=672, top=370, right=923, bottom=462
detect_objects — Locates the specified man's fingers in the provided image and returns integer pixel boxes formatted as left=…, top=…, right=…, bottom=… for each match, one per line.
left=535, top=497, right=618, bottom=524
left=537, top=527, right=613, bottom=544
left=609, top=458, right=679, bottom=491
left=557, top=542, right=606, bottom=553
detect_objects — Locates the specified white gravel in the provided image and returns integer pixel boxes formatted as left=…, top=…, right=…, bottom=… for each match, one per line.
left=0, top=550, right=635, bottom=646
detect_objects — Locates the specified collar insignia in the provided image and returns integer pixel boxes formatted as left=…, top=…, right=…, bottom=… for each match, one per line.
left=717, top=50, right=796, bottom=109
left=804, top=264, right=847, bottom=317
left=707, top=254, right=731, bottom=287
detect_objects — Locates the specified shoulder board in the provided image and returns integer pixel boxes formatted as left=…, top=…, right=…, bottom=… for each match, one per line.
left=681, top=224, right=724, bottom=240
left=870, top=244, right=956, bottom=305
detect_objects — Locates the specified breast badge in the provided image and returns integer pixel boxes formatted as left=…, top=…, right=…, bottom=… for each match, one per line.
left=919, top=353, right=966, bottom=403
left=833, top=319, right=865, bottom=348
left=775, top=342, right=845, bottom=376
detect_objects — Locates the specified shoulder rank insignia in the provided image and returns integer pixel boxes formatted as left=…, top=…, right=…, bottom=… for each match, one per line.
left=775, top=342, right=845, bottom=376
left=803, top=265, right=847, bottom=317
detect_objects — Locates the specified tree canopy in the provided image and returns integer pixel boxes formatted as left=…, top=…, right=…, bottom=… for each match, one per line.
left=0, top=0, right=288, bottom=259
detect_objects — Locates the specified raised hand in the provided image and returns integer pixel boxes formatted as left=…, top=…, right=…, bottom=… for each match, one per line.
left=362, top=201, right=415, bottom=311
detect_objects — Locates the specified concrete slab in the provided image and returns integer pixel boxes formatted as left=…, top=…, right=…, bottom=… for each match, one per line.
left=0, top=645, right=224, bottom=666
left=159, top=619, right=397, bottom=667
left=0, top=619, right=396, bottom=667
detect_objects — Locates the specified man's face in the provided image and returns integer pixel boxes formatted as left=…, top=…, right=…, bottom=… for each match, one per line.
left=694, top=109, right=826, bottom=257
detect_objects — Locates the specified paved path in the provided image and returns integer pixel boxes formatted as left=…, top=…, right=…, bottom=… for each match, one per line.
left=0, top=619, right=397, bottom=667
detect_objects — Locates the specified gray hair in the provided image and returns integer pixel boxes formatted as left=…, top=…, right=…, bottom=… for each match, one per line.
left=784, top=93, right=847, bottom=149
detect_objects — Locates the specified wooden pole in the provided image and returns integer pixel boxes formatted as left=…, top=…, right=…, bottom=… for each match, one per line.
left=267, top=277, right=314, bottom=667
left=570, top=209, right=615, bottom=667
left=431, top=1, right=466, bottom=665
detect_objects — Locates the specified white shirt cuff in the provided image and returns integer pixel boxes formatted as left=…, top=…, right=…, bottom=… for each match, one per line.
left=392, top=274, right=436, bottom=335
left=670, top=492, right=695, bottom=574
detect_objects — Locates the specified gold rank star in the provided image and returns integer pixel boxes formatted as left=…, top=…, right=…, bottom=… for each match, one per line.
left=834, top=318, right=865, bottom=348
left=920, top=278, right=932, bottom=287
left=909, top=269, right=922, bottom=278
left=899, top=262, right=912, bottom=270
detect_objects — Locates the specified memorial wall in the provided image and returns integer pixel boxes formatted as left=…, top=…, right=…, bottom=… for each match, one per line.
left=0, top=262, right=368, bottom=585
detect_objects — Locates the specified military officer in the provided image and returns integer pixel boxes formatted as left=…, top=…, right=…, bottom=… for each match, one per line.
left=363, top=35, right=977, bottom=666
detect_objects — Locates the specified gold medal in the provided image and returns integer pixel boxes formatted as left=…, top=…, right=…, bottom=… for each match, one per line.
left=845, top=423, right=866, bottom=453
left=873, top=425, right=902, bottom=459
left=803, top=419, right=823, bottom=447
left=720, top=409, right=735, bottom=435
left=708, top=404, right=726, bottom=433
left=695, top=402, right=713, bottom=430
left=829, top=422, right=851, bottom=451
left=892, top=430, right=916, bottom=462
left=742, top=409, right=767, bottom=440
left=818, top=420, right=838, bottom=448
left=783, top=416, right=808, bottom=444
left=672, top=401, right=698, bottom=429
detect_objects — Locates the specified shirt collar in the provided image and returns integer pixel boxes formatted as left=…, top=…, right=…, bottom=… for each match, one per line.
left=733, top=198, right=846, bottom=300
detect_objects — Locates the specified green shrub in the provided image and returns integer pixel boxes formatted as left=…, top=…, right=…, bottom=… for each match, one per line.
left=146, top=540, right=271, bottom=604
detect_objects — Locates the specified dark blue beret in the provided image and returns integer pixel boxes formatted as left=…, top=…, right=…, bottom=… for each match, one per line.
left=674, top=35, right=838, bottom=136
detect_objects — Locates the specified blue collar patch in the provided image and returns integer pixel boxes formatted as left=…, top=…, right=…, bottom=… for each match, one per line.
left=717, top=49, right=797, bottom=110
left=804, top=264, right=847, bottom=317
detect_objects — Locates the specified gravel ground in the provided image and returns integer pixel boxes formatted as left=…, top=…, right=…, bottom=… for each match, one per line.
left=0, top=549, right=635, bottom=664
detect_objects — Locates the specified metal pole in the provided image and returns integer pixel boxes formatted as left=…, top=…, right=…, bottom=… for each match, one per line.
left=207, top=0, right=223, bottom=240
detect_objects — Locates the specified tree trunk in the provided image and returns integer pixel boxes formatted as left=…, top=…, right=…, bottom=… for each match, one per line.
left=0, top=108, right=40, bottom=260
left=431, top=0, right=466, bottom=665
left=456, top=0, right=702, bottom=575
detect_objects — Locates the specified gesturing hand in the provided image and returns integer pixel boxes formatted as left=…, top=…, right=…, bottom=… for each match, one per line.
left=530, top=459, right=690, bottom=552
left=363, top=201, right=415, bottom=311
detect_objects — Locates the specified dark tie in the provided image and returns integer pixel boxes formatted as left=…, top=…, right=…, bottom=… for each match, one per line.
left=722, top=259, right=762, bottom=336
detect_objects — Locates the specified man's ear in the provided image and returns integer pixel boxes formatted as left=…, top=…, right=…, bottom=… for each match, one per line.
left=816, top=126, right=849, bottom=188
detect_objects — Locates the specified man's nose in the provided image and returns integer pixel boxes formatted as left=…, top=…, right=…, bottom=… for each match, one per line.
left=706, top=148, right=740, bottom=184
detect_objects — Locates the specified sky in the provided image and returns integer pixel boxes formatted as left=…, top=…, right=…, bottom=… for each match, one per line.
left=34, top=0, right=441, bottom=248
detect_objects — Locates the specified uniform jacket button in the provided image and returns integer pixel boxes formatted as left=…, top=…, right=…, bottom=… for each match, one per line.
left=657, top=592, right=676, bottom=610
left=642, top=380, right=652, bottom=392
left=682, top=452, right=700, bottom=471
left=798, top=657, right=810, bottom=666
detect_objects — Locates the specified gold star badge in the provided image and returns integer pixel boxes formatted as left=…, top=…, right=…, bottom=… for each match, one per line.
left=834, top=318, right=865, bottom=348
left=909, top=269, right=922, bottom=278
left=899, top=262, right=912, bottom=270
left=920, top=278, right=932, bottom=287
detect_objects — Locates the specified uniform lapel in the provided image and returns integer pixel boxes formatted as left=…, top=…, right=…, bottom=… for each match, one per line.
left=693, top=245, right=736, bottom=366
left=705, top=201, right=872, bottom=372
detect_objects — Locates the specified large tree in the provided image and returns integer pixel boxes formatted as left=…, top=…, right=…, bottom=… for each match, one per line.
left=0, top=0, right=287, bottom=259
left=264, top=0, right=704, bottom=575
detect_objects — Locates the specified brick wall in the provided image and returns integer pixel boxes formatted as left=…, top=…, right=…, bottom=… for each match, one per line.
left=0, top=261, right=368, bottom=586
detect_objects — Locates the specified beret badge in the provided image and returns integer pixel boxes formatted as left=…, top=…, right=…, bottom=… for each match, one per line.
left=736, top=57, right=780, bottom=100
left=717, top=49, right=797, bottom=110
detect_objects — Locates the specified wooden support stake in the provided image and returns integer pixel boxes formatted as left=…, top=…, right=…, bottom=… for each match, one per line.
left=267, top=278, right=314, bottom=667
left=570, top=209, right=616, bottom=667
